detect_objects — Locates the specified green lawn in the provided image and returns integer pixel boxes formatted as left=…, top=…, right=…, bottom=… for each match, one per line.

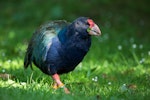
left=0, top=0, right=150, bottom=100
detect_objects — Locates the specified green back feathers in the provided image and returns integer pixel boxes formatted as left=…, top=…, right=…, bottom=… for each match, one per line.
left=24, top=20, right=69, bottom=68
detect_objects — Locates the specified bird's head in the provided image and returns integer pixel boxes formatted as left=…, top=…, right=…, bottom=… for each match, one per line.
left=71, top=17, right=101, bottom=36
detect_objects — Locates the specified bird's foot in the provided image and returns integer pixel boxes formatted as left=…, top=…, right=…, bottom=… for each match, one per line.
left=53, top=83, right=64, bottom=89
left=52, top=74, right=70, bottom=94
left=53, top=83, right=70, bottom=94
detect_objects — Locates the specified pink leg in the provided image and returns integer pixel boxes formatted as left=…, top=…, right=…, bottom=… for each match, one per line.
left=52, top=73, right=70, bottom=94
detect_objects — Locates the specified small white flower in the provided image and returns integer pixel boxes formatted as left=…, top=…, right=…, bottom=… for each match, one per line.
left=118, top=45, right=122, bottom=50
left=7, top=60, right=11, bottom=63
left=92, top=76, right=98, bottom=82
left=139, top=44, right=143, bottom=49
left=120, top=84, right=128, bottom=92
left=2, top=69, right=5, bottom=73
left=142, top=58, right=145, bottom=62
left=139, top=60, right=142, bottom=64
left=108, top=82, right=111, bottom=85
left=123, top=84, right=126, bottom=86
left=148, top=51, right=150, bottom=56
left=140, top=58, right=145, bottom=64
left=92, top=78, right=95, bottom=81
left=95, top=76, right=98, bottom=82
left=132, top=44, right=137, bottom=49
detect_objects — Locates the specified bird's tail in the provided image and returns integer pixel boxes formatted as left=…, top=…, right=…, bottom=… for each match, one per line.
left=24, top=49, right=33, bottom=70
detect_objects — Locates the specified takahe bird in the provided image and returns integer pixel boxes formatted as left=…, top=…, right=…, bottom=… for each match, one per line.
left=24, top=17, right=101, bottom=93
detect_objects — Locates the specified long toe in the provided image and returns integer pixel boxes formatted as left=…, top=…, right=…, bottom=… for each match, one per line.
left=64, top=87, right=70, bottom=94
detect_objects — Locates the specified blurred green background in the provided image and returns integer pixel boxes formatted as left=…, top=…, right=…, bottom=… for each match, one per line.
left=0, top=0, right=150, bottom=58
left=0, top=0, right=150, bottom=100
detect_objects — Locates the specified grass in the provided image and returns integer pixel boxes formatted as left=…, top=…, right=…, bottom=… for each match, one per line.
left=0, top=0, right=150, bottom=100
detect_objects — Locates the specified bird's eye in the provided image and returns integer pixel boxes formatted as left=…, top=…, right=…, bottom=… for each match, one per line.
left=86, top=21, right=89, bottom=25
left=75, top=21, right=81, bottom=27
